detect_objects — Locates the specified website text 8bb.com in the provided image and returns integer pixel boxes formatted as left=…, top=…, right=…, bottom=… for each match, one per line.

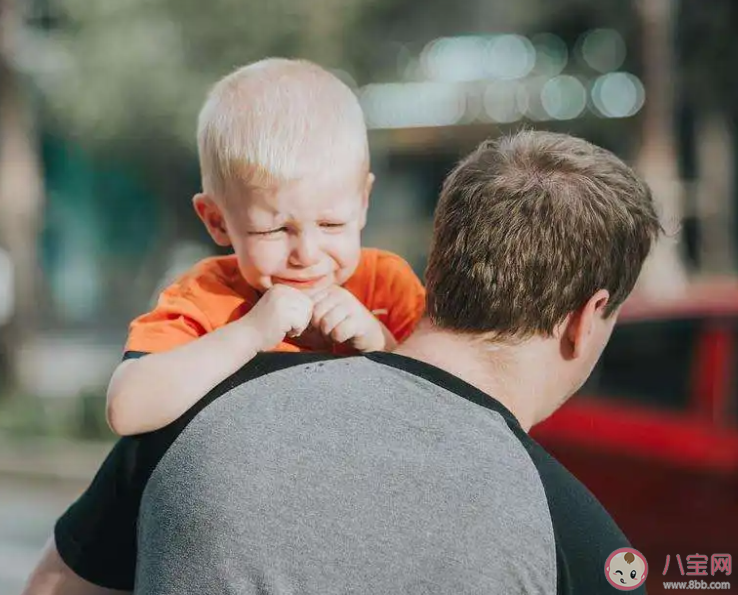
left=663, top=580, right=731, bottom=590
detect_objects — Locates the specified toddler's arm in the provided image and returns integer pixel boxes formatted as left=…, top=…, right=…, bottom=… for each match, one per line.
left=106, top=285, right=312, bottom=435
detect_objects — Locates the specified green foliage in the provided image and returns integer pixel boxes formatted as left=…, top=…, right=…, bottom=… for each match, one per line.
left=21, top=0, right=737, bottom=170
left=0, top=391, right=114, bottom=441
left=31, top=0, right=361, bottom=157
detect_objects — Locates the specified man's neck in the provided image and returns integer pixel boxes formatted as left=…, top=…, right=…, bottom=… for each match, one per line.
left=393, top=322, right=558, bottom=432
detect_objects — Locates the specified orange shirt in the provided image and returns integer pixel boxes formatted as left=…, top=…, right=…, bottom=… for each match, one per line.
left=125, top=248, right=425, bottom=355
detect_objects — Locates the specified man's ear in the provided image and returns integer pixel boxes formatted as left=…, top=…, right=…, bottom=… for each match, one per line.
left=563, top=289, right=611, bottom=359
left=192, top=193, right=231, bottom=247
left=358, top=172, right=374, bottom=230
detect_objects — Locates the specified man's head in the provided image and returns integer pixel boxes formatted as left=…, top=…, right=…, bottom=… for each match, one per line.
left=193, top=58, right=373, bottom=294
left=425, top=130, right=661, bottom=408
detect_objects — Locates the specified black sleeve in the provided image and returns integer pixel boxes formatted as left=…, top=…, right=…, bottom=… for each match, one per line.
left=521, top=438, right=648, bottom=595
left=122, top=350, right=149, bottom=361
left=54, top=437, right=145, bottom=590
left=54, top=402, right=192, bottom=588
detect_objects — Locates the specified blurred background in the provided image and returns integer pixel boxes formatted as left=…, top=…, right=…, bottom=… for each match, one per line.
left=1, top=0, right=737, bottom=592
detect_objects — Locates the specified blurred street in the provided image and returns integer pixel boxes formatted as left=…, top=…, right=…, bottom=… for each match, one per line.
left=0, top=475, right=85, bottom=595
left=0, top=473, right=95, bottom=595
left=0, top=476, right=85, bottom=594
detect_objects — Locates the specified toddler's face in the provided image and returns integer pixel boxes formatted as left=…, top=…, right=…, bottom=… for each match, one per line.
left=222, top=162, right=373, bottom=295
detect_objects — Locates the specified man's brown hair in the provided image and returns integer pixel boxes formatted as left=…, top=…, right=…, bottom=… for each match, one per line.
left=425, top=130, right=662, bottom=339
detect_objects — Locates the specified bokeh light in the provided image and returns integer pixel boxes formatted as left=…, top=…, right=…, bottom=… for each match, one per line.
left=540, top=75, right=587, bottom=120
left=591, top=72, right=645, bottom=118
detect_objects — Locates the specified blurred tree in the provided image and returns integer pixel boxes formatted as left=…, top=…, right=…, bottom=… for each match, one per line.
left=17, top=0, right=733, bottom=320
left=31, top=0, right=374, bottom=163
left=524, top=0, right=689, bottom=294
left=18, top=0, right=376, bottom=285
left=515, top=0, right=738, bottom=282
left=632, top=0, right=688, bottom=294
left=0, top=0, right=45, bottom=395
left=677, top=0, right=738, bottom=274
left=350, top=0, right=691, bottom=293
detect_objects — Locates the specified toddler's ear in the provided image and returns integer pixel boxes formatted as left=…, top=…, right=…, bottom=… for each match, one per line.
left=193, top=194, right=231, bottom=247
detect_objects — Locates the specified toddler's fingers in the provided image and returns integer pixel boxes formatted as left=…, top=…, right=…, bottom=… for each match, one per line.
left=311, top=288, right=330, bottom=303
left=312, top=293, right=342, bottom=325
left=330, top=318, right=358, bottom=344
left=319, top=304, right=350, bottom=336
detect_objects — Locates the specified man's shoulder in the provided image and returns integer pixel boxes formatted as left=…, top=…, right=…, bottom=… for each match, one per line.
left=515, top=433, right=642, bottom=593
left=129, top=353, right=343, bottom=480
left=521, top=434, right=625, bottom=527
left=226, top=352, right=344, bottom=387
left=136, top=352, right=563, bottom=594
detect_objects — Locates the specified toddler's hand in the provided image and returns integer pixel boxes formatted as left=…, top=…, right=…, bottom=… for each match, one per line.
left=242, top=285, right=314, bottom=351
left=311, top=286, right=389, bottom=352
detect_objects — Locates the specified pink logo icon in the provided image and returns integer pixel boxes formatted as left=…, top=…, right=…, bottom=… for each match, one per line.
left=605, top=548, right=649, bottom=591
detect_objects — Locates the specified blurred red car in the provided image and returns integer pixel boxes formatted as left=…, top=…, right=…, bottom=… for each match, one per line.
left=531, top=280, right=738, bottom=593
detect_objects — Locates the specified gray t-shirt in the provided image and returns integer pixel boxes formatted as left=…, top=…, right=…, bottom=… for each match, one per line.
left=55, top=352, right=643, bottom=594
